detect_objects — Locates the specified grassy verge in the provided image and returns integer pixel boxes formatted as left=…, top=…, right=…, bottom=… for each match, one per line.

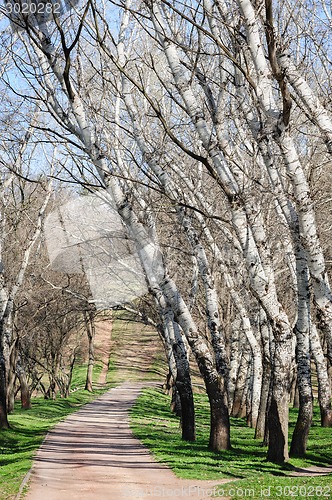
left=130, top=388, right=332, bottom=499
left=70, top=361, right=104, bottom=389
left=0, top=363, right=111, bottom=500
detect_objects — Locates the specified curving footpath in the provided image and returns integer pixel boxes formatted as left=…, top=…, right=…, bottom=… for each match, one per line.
left=25, top=382, right=231, bottom=500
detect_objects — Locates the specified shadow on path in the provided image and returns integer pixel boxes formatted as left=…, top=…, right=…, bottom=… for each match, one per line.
left=25, top=382, right=232, bottom=500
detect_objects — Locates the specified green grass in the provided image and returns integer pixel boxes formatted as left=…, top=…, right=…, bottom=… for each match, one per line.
left=0, top=361, right=111, bottom=500
left=0, top=312, right=161, bottom=500
left=70, top=361, right=103, bottom=389
left=130, top=389, right=332, bottom=499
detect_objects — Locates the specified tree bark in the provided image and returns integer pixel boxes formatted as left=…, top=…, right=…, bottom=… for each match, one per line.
left=159, top=305, right=196, bottom=442
left=161, top=276, right=231, bottom=451
left=290, top=250, right=313, bottom=457
left=0, top=353, right=9, bottom=428
left=17, top=361, right=31, bottom=410
left=231, top=350, right=249, bottom=419
left=171, top=321, right=195, bottom=441
left=290, top=342, right=313, bottom=457
left=255, top=309, right=273, bottom=439
left=266, top=335, right=292, bottom=463
left=255, top=360, right=271, bottom=439
left=206, top=374, right=231, bottom=451
left=228, top=319, right=241, bottom=409
left=278, top=52, right=332, bottom=151
left=84, top=311, right=95, bottom=392
left=6, top=336, right=18, bottom=414
left=310, top=323, right=332, bottom=427
left=174, top=372, right=195, bottom=441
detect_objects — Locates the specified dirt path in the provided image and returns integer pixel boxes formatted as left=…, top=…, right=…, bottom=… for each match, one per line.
left=109, top=318, right=166, bottom=383
left=94, top=319, right=112, bottom=385
left=92, top=314, right=166, bottom=386
left=288, top=465, right=332, bottom=477
left=25, top=382, right=231, bottom=500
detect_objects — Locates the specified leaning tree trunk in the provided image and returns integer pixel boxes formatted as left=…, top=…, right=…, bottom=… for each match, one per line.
left=84, top=311, right=95, bottom=393
left=158, top=301, right=196, bottom=442
left=171, top=321, right=195, bottom=441
left=17, top=360, right=31, bottom=410
left=310, top=323, right=332, bottom=427
left=290, top=248, right=313, bottom=457
left=161, top=276, right=230, bottom=451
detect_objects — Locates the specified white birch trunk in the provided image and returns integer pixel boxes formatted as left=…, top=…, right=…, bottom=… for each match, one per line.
left=290, top=250, right=313, bottom=456
left=278, top=132, right=332, bottom=364
left=278, top=53, right=332, bottom=152
left=255, top=308, right=273, bottom=439
left=146, top=0, right=292, bottom=461
left=310, top=323, right=332, bottom=426
left=235, top=0, right=275, bottom=114
left=231, top=349, right=250, bottom=418
left=228, top=318, right=241, bottom=409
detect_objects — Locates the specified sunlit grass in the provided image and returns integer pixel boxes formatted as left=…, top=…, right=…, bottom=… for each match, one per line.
left=70, top=361, right=103, bottom=389
left=0, top=359, right=111, bottom=500
left=130, top=389, right=332, bottom=499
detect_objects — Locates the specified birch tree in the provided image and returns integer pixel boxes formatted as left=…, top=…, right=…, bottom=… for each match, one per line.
left=118, top=0, right=332, bottom=459
left=2, top=2, right=232, bottom=450
left=0, top=170, right=53, bottom=426
left=2, top=0, right=332, bottom=463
